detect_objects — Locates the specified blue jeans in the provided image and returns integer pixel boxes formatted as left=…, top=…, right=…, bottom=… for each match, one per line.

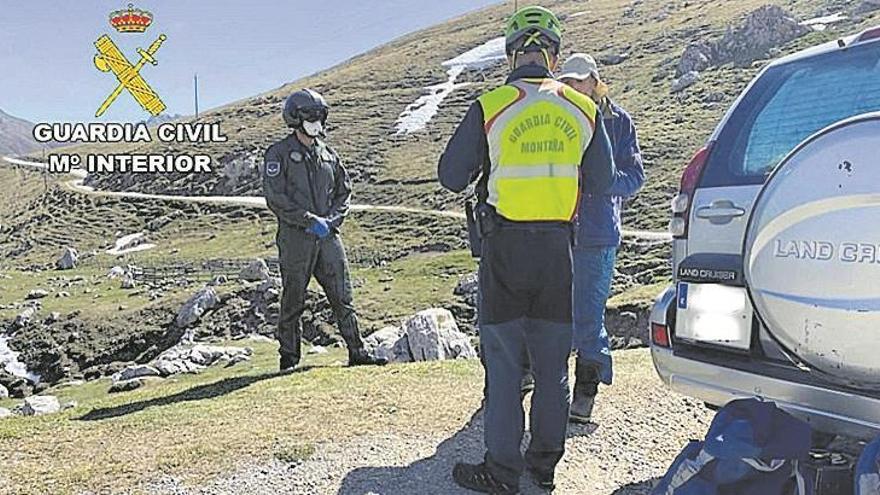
left=572, top=246, right=617, bottom=385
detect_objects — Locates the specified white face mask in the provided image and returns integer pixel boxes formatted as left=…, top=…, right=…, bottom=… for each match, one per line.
left=302, top=120, right=324, bottom=138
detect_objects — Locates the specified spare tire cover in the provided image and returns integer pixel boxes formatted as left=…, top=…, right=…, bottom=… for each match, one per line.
left=745, top=113, right=880, bottom=388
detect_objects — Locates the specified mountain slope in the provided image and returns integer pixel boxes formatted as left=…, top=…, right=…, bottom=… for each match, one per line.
left=55, top=0, right=879, bottom=231
left=0, top=109, right=40, bottom=156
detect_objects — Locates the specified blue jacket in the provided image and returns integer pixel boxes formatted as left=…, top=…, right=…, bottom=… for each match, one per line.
left=438, top=64, right=616, bottom=205
left=576, top=99, right=645, bottom=247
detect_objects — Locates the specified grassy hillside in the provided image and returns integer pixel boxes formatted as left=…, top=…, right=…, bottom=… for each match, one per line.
left=52, top=0, right=879, bottom=231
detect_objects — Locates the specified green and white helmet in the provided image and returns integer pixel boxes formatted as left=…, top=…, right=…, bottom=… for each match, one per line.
left=504, top=6, right=563, bottom=55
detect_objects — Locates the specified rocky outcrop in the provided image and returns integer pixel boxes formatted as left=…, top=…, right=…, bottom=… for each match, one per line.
left=20, top=395, right=60, bottom=416
left=672, top=71, right=700, bottom=93
left=405, top=308, right=477, bottom=361
left=676, top=5, right=809, bottom=77
left=13, top=306, right=37, bottom=329
left=56, top=247, right=78, bottom=270
left=175, top=287, right=220, bottom=327
left=26, top=289, right=49, bottom=300
left=121, top=273, right=137, bottom=289
left=367, top=309, right=477, bottom=363
left=114, top=364, right=161, bottom=382
left=239, top=259, right=271, bottom=282
left=0, top=383, right=8, bottom=399
left=153, top=344, right=252, bottom=376
left=365, top=326, right=412, bottom=363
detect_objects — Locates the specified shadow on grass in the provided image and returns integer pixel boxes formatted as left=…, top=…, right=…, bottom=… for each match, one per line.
left=77, top=365, right=323, bottom=421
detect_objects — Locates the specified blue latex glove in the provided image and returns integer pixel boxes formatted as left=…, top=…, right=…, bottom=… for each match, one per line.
left=307, top=217, right=331, bottom=238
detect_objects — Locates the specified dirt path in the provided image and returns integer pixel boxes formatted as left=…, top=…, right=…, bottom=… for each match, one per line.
left=1, top=157, right=672, bottom=242
left=140, top=349, right=711, bottom=495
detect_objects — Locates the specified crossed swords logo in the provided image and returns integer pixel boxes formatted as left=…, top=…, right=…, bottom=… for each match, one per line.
left=93, top=34, right=167, bottom=117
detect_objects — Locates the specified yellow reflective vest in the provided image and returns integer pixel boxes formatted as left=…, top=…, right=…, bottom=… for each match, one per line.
left=477, top=78, right=597, bottom=222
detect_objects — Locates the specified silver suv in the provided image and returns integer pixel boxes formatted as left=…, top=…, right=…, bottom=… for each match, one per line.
left=651, top=25, right=880, bottom=440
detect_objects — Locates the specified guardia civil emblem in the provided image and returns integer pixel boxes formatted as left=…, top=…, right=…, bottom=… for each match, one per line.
left=93, top=4, right=168, bottom=117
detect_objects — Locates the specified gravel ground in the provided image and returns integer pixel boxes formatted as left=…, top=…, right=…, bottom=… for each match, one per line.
left=140, top=349, right=715, bottom=495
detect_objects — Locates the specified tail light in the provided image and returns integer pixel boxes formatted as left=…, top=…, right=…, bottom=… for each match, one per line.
left=651, top=322, right=671, bottom=348
left=669, top=142, right=714, bottom=239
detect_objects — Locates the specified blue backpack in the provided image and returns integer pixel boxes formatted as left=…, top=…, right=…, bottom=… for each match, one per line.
left=653, top=398, right=813, bottom=495
left=855, top=436, right=880, bottom=495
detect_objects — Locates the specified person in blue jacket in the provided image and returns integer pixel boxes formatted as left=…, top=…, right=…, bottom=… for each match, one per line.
left=558, top=53, right=646, bottom=423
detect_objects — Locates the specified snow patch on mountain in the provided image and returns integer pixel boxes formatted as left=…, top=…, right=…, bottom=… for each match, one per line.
left=395, top=37, right=506, bottom=135
left=800, top=12, right=847, bottom=31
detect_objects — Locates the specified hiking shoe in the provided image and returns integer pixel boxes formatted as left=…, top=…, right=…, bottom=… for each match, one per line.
left=279, top=355, right=298, bottom=374
left=569, top=361, right=599, bottom=424
left=348, top=349, right=389, bottom=367
left=452, top=462, right=519, bottom=494
left=528, top=467, right=555, bottom=491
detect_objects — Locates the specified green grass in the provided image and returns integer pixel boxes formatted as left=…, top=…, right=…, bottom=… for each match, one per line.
left=0, top=340, right=484, bottom=494
left=352, top=250, right=476, bottom=327
left=0, top=267, right=162, bottom=321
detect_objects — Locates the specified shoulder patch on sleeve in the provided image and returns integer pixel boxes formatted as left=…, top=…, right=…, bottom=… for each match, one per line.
left=265, top=161, right=281, bottom=177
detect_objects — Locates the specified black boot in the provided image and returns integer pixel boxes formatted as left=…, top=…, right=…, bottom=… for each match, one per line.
left=452, top=462, right=519, bottom=494
left=348, top=348, right=388, bottom=367
left=527, top=466, right=556, bottom=491
left=569, top=361, right=599, bottom=424
left=279, top=354, right=298, bottom=374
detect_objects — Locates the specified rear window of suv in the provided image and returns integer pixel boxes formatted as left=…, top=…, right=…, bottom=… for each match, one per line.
left=700, top=40, right=880, bottom=188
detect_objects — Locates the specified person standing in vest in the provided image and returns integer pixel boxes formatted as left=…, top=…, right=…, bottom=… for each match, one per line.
left=438, top=7, right=615, bottom=493
left=263, top=89, right=387, bottom=372
left=558, top=54, right=646, bottom=424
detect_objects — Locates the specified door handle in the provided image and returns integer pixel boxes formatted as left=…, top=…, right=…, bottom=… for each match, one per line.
left=695, top=201, right=746, bottom=221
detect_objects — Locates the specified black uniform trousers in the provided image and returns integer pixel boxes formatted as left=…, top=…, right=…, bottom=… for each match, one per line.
left=479, top=223, right=574, bottom=486
left=275, top=225, right=364, bottom=361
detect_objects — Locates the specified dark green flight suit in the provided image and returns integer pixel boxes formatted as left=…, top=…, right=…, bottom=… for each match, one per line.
left=263, top=133, right=365, bottom=362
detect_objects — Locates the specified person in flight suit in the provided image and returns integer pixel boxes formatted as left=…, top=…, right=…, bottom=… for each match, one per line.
left=263, top=88, right=386, bottom=372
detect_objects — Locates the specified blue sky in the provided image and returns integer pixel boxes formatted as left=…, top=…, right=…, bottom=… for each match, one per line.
left=0, top=1, right=501, bottom=123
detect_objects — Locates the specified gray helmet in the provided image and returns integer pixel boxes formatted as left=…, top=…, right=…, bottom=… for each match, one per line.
left=282, top=89, right=329, bottom=128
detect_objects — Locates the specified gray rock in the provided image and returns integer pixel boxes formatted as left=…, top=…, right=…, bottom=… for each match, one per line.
left=115, top=364, right=161, bottom=382
left=599, top=53, right=628, bottom=66
left=147, top=215, right=172, bottom=231
left=153, top=344, right=252, bottom=376
left=13, top=306, right=37, bottom=329
left=240, top=259, right=271, bottom=282
left=454, top=273, right=479, bottom=307
left=46, top=312, right=61, bottom=323
left=365, top=326, right=413, bottom=363
left=175, top=287, right=219, bottom=327
left=675, top=5, right=808, bottom=77
left=121, top=274, right=137, bottom=289
left=0, top=407, right=11, bottom=418
left=55, top=291, right=70, bottom=298
left=671, top=71, right=700, bottom=93
left=0, top=384, right=8, bottom=399
left=109, top=379, right=145, bottom=393
left=26, top=289, right=49, bottom=300
left=210, top=275, right=228, bottom=286
left=856, top=0, right=880, bottom=14
left=677, top=42, right=713, bottom=76
left=56, top=247, right=79, bottom=270
left=404, top=308, right=477, bottom=361
left=62, top=400, right=78, bottom=411
left=107, top=266, right=126, bottom=279
left=20, top=395, right=61, bottom=416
